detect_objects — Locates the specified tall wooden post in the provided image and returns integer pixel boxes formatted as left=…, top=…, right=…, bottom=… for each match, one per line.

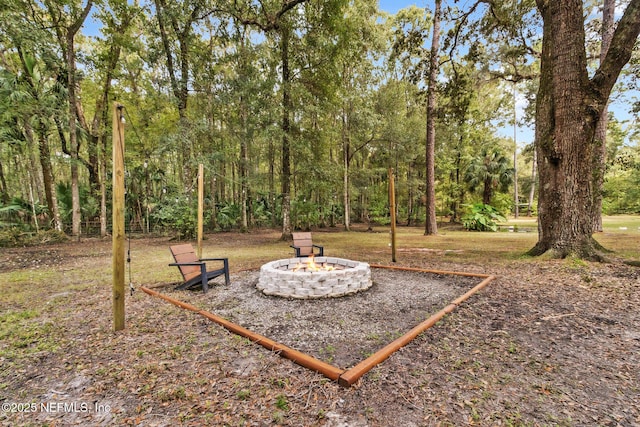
left=197, top=164, right=204, bottom=259
left=112, top=103, right=126, bottom=331
left=389, top=168, right=397, bottom=263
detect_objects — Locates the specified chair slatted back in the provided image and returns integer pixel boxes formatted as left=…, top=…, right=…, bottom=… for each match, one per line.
left=170, top=244, right=201, bottom=282
left=292, top=232, right=314, bottom=256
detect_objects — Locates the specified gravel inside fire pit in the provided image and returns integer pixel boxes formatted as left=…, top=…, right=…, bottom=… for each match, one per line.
left=186, top=268, right=479, bottom=369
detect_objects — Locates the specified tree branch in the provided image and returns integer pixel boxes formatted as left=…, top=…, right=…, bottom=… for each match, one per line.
left=224, top=0, right=310, bottom=32
left=68, top=0, right=94, bottom=37
left=591, top=0, right=640, bottom=102
left=448, top=0, right=483, bottom=75
left=347, top=133, right=376, bottom=163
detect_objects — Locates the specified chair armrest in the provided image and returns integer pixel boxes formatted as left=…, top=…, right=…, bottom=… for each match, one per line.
left=169, top=261, right=205, bottom=266
left=199, top=257, right=229, bottom=262
left=290, top=245, right=302, bottom=257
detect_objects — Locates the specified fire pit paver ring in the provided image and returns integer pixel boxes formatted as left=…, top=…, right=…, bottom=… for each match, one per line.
left=257, top=257, right=372, bottom=299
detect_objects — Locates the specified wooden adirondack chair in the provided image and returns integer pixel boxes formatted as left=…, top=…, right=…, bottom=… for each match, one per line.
left=169, top=244, right=230, bottom=293
left=290, top=232, right=324, bottom=257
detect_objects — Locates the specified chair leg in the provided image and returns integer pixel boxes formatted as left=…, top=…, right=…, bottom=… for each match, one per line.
left=223, top=259, right=230, bottom=285
left=200, top=263, right=209, bottom=293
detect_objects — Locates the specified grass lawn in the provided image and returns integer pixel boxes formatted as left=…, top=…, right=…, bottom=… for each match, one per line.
left=0, top=216, right=638, bottom=426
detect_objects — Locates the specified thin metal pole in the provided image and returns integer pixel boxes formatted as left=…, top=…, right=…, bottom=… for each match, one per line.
left=197, top=164, right=204, bottom=259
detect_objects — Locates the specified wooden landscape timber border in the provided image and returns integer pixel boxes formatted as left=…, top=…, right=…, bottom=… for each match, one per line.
left=140, top=265, right=496, bottom=387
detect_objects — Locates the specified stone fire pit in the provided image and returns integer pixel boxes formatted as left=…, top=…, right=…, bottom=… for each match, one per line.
left=257, top=256, right=372, bottom=299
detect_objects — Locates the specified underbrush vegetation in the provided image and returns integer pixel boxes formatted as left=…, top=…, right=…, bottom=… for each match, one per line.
left=0, top=228, right=68, bottom=248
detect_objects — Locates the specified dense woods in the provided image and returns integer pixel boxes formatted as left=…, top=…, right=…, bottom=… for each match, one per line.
left=1, top=0, right=639, bottom=253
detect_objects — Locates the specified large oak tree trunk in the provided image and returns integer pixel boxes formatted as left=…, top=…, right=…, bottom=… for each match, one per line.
left=530, top=0, right=640, bottom=259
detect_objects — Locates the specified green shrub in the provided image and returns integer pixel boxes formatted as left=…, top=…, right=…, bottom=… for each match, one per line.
left=151, top=196, right=199, bottom=238
left=216, top=202, right=240, bottom=231
left=461, top=204, right=507, bottom=232
left=292, top=198, right=320, bottom=230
